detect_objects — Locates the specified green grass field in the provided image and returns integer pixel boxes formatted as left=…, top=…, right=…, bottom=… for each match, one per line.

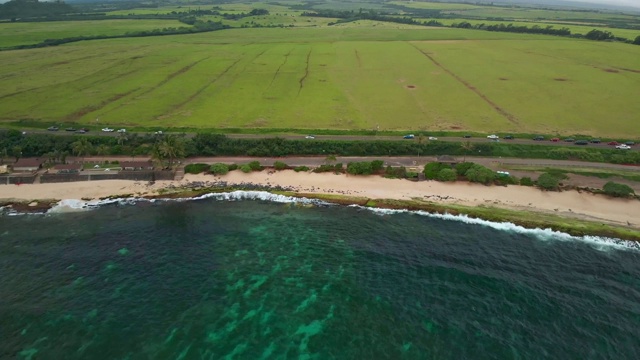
left=1, top=0, right=639, bottom=138
left=0, top=19, right=188, bottom=48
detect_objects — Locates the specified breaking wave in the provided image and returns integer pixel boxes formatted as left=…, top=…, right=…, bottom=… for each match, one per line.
left=13, top=191, right=637, bottom=251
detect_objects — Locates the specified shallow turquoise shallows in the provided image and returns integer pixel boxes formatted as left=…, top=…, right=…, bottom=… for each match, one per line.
left=2, top=198, right=640, bottom=359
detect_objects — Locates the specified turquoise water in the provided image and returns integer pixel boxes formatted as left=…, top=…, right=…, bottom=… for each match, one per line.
left=1, top=197, right=640, bottom=359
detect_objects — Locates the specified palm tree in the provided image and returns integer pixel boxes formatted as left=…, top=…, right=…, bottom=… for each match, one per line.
left=71, top=138, right=93, bottom=162
left=117, top=132, right=128, bottom=146
left=461, top=141, right=474, bottom=162
left=95, top=145, right=110, bottom=156
left=152, top=135, right=186, bottom=169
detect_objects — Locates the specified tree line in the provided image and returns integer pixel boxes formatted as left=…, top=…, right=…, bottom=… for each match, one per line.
left=1, top=131, right=639, bottom=166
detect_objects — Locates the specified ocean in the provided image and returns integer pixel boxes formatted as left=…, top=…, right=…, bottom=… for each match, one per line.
left=2, top=193, right=640, bottom=359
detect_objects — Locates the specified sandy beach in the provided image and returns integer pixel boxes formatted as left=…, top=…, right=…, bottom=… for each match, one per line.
left=1, top=170, right=638, bottom=229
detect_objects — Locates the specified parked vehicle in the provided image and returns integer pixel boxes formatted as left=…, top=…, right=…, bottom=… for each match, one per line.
left=47, top=126, right=59, bottom=131
left=403, top=134, right=415, bottom=139
left=428, top=136, right=438, bottom=140
left=117, top=129, right=127, bottom=133
left=154, top=131, right=163, bottom=135
left=550, top=138, right=560, bottom=142
left=590, top=139, right=601, bottom=143
left=463, top=135, right=472, bottom=138
left=533, top=136, right=545, bottom=141
left=607, top=141, right=619, bottom=146
left=101, top=128, right=114, bottom=132
left=575, top=140, right=589, bottom=145
left=305, top=135, right=315, bottom=139
left=77, top=129, right=87, bottom=134
left=504, top=135, right=514, bottom=140
left=65, top=127, right=76, bottom=132
left=487, top=134, right=499, bottom=139
left=625, top=141, right=635, bottom=146
left=616, top=144, right=631, bottom=150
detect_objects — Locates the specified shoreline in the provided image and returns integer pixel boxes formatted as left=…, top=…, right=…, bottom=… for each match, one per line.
left=1, top=170, right=639, bottom=241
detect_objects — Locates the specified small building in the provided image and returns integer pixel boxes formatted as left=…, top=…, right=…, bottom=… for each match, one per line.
left=53, top=164, right=82, bottom=174
left=120, top=161, right=154, bottom=171
left=0, top=165, right=8, bottom=174
left=12, top=158, right=43, bottom=172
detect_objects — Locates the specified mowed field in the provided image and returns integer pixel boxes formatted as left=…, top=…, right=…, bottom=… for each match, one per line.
left=0, top=26, right=638, bottom=136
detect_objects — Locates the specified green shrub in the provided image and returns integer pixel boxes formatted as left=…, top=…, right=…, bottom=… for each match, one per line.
left=347, top=161, right=374, bottom=175
left=455, top=162, right=475, bottom=176
left=294, top=166, right=310, bottom=172
left=228, top=164, right=238, bottom=171
left=406, top=171, right=418, bottom=179
left=496, top=175, right=518, bottom=186
left=248, top=161, right=263, bottom=171
left=314, top=164, right=341, bottom=173
left=273, top=161, right=287, bottom=170
left=423, top=162, right=447, bottom=180
left=371, top=160, right=384, bottom=172
left=385, top=165, right=407, bottom=178
left=185, top=163, right=209, bottom=174
left=240, top=164, right=252, bottom=173
left=437, top=168, right=457, bottom=182
left=520, top=177, right=534, bottom=186
left=603, top=181, right=635, bottom=197
left=209, top=163, right=229, bottom=175
left=536, top=173, right=559, bottom=190
left=464, top=164, right=495, bottom=185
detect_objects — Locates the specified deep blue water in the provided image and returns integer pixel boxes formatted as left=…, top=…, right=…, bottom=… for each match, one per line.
left=1, top=196, right=640, bottom=359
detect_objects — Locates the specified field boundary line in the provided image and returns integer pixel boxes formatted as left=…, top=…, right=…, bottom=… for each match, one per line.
left=297, top=49, right=312, bottom=96
left=409, top=42, right=520, bottom=125
left=63, top=87, right=140, bottom=121
left=267, top=48, right=293, bottom=89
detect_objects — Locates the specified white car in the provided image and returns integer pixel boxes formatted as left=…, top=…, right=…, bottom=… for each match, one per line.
left=487, top=134, right=499, bottom=139
left=117, top=129, right=126, bottom=133
left=428, top=136, right=438, bottom=140
left=305, top=135, right=315, bottom=139
left=155, top=131, right=163, bottom=135
left=616, top=144, right=631, bottom=150
left=101, top=128, right=114, bottom=132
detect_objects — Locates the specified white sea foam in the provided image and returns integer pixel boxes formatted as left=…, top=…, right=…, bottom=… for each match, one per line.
left=44, top=191, right=330, bottom=214
left=11, top=191, right=637, bottom=251
left=355, top=206, right=640, bottom=252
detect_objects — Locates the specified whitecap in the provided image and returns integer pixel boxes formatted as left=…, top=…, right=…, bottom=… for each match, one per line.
left=356, top=206, right=639, bottom=252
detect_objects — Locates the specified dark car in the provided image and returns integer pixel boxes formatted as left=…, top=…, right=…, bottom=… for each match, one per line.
left=564, top=138, right=575, bottom=142
left=463, top=135, right=472, bottom=138
left=575, top=140, right=589, bottom=145
left=590, top=139, right=601, bottom=143
left=533, top=136, right=544, bottom=141
left=47, top=126, right=59, bottom=131
left=625, top=141, right=635, bottom=146
left=77, top=129, right=87, bottom=134
left=65, top=127, right=76, bottom=132
left=504, top=135, right=514, bottom=140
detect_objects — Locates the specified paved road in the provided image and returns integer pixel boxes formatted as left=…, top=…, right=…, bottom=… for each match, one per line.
left=16, top=129, right=639, bottom=152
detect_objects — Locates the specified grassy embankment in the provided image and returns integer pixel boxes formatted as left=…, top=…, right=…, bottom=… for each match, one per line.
left=0, top=25, right=638, bottom=137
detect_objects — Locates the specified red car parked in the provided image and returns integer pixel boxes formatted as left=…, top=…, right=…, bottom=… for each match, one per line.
left=607, top=141, right=619, bottom=146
